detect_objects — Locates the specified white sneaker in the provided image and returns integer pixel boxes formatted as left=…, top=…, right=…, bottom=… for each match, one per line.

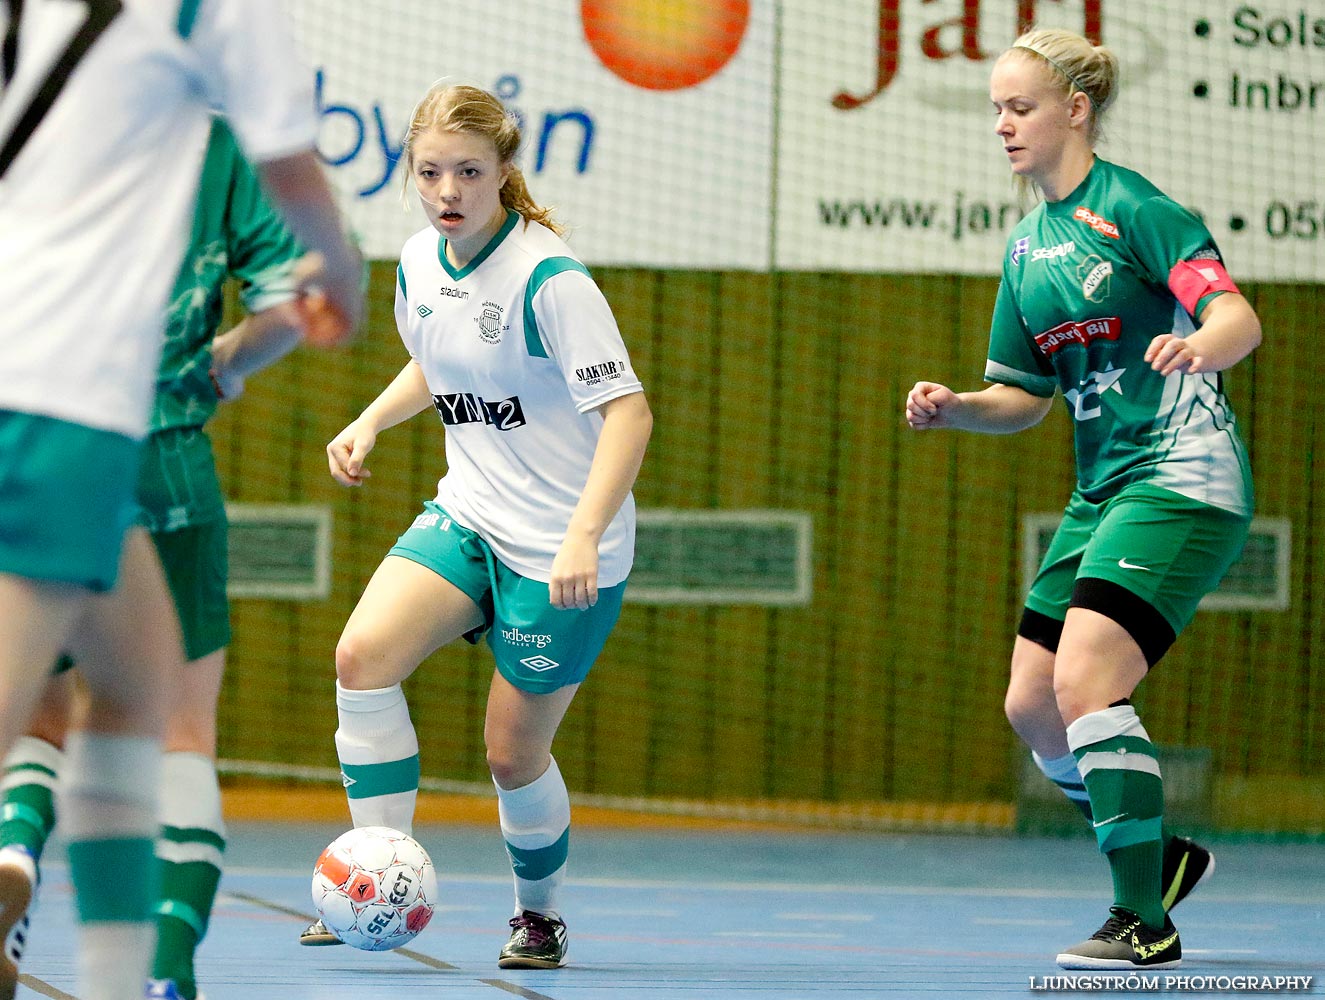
left=0, top=846, right=36, bottom=1000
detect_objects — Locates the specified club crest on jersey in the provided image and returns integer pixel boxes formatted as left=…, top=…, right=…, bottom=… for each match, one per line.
left=476, top=300, right=507, bottom=344
left=1011, top=236, right=1030, bottom=266
left=1079, top=255, right=1113, bottom=302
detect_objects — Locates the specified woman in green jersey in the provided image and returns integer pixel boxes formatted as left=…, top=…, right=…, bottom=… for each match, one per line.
left=905, top=28, right=1262, bottom=972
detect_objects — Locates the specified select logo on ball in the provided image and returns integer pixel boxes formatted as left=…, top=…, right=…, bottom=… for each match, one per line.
left=311, top=826, right=438, bottom=951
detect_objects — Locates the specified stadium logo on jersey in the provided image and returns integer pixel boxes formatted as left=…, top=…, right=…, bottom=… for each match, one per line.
left=1073, top=206, right=1121, bottom=239
left=432, top=392, right=527, bottom=431
left=476, top=300, right=507, bottom=344
left=417, top=305, right=433, bottom=318
left=1034, top=316, right=1121, bottom=355
left=503, top=626, right=554, bottom=649
left=438, top=286, right=469, bottom=300
left=1011, top=236, right=1030, bottom=266
left=1032, top=240, right=1076, bottom=262
left=1065, top=363, right=1126, bottom=422
left=575, top=360, right=625, bottom=387
left=1079, top=256, right=1113, bottom=302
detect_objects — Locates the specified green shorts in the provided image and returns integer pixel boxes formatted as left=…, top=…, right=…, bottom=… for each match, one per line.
left=1026, top=483, right=1251, bottom=635
left=0, top=410, right=140, bottom=591
left=153, top=519, right=230, bottom=661
left=139, top=427, right=230, bottom=660
left=388, top=501, right=626, bottom=694
left=136, top=426, right=227, bottom=533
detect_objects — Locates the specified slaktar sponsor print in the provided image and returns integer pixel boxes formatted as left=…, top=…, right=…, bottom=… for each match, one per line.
left=574, top=360, right=625, bottom=387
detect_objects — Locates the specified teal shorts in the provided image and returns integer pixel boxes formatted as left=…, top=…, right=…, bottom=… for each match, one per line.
left=50, top=520, right=228, bottom=673
left=1026, top=483, right=1251, bottom=635
left=0, top=410, right=140, bottom=591
left=388, top=501, right=626, bottom=694
left=48, top=426, right=232, bottom=671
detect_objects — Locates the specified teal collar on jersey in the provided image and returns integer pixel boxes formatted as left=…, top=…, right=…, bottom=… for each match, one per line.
left=437, top=209, right=520, bottom=281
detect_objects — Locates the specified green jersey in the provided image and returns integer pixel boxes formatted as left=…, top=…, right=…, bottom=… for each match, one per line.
left=151, top=118, right=302, bottom=433
left=986, top=159, right=1253, bottom=516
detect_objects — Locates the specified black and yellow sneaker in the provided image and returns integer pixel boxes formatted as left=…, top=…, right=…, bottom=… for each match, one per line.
left=498, top=911, right=568, bottom=969
left=299, top=918, right=343, bottom=946
left=1162, top=836, right=1214, bottom=912
left=1056, top=907, right=1181, bottom=970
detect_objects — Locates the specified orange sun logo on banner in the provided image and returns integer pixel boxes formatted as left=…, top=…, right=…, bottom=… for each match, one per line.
left=581, top=0, right=750, bottom=91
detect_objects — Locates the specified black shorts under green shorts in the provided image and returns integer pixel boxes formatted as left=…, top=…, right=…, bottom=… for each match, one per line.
left=1025, top=483, right=1251, bottom=636
left=0, top=410, right=140, bottom=591
left=388, top=500, right=626, bottom=694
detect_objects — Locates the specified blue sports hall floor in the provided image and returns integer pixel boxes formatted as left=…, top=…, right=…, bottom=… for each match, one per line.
left=18, top=820, right=1324, bottom=1000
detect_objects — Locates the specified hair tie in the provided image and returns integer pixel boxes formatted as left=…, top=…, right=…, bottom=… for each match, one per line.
left=1015, top=44, right=1093, bottom=107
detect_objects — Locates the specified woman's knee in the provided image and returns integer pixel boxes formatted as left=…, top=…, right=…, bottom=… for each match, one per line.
left=1005, top=645, right=1055, bottom=731
left=485, top=739, right=547, bottom=790
left=334, top=629, right=400, bottom=689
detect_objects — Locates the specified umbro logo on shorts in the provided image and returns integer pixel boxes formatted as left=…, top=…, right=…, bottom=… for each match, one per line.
left=519, top=655, right=560, bottom=672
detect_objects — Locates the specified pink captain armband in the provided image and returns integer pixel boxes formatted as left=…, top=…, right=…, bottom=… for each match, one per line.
left=1168, top=258, right=1240, bottom=317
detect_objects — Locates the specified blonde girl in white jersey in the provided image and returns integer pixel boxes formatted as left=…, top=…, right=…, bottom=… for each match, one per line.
left=317, top=83, right=652, bottom=969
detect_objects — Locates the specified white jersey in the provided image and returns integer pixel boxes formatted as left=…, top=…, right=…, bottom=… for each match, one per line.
left=0, top=0, right=316, bottom=439
left=395, top=211, right=644, bottom=586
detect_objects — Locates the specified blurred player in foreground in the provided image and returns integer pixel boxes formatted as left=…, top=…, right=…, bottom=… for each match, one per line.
left=905, top=27, right=1259, bottom=971
left=0, top=2, right=360, bottom=998
left=311, top=82, right=651, bottom=969
left=0, top=115, right=310, bottom=1000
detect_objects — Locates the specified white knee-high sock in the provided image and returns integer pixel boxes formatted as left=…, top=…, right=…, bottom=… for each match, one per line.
left=496, top=757, right=570, bottom=919
left=60, top=732, right=160, bottom=1000
left=334, top=683, right=419, bottom=834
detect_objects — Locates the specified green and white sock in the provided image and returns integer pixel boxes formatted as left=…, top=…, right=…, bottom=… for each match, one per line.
left=0, top=736, right=62, bottom=861
left=1067, top=705, right=1165, bottom=928
left=335, top=683, right=420, bottom=833
left=496, top=756, right=570, bottom=919
left=60, top=732, right=160, bottom=1000
left=152, top=752, right=225, bottom=1000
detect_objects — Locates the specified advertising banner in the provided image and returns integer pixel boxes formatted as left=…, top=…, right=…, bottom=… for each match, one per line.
left=289, top=1, right=1324, bottom=280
